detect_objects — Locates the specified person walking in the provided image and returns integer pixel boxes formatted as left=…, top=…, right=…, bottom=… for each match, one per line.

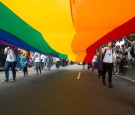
left=102, top=42, right=116, bottom=88
left=20, top=50, right=28, bottom=77
left=34, top=52, right=41, bottom=74
left=41, top=54, right=46, bottom=70
left=3, top=46, right=17, bottom=82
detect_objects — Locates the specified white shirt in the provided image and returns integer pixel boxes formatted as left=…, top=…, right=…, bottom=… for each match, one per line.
left=4, top=47, right=16, bottom=62
left=92, top=55, right=97, bottom=62
left=102, top=49, right=115, bottom=63
left=56, top=58, right=60, bottom=61
left=34, top=53, right=41, bottom=62
left=41, top=55, right=47, bottom=62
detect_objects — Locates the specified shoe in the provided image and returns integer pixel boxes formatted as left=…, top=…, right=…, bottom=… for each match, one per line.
left=2, top=79, right=9, bottom=83
left=102, top=81, right=106, bottom=85
left=10, top=79, right=16, bottom=82
left=26, top=73, right=28, bottom=76
left=108, top=84, right=113, bottom=88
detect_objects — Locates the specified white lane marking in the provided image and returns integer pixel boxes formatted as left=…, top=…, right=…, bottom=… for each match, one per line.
left=120, top=76, right=135, bottom=83
left=77, top=72, right=81, bottom=79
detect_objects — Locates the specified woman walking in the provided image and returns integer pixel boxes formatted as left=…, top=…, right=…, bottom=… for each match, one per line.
left=20, top=50, right=28, bottom=77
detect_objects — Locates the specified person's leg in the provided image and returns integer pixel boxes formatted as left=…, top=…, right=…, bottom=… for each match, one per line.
left=4, top=61, right=10, bottom=81
left=23, top=67, right=26, bottom=76
left=23, top=68, right=25, bottom=76
left=44, top=62, right=47, bottom=70
left=133, top=58, right=135, bottom=69
left=56, top=61, right=60, bottom=69
left=35, top=62, right=38, bottom=74
left=42, top=62, right=44, bottom=70
left=117, top=64, right=120, bottom=76
left=38, top=62, right=41, bottom=73
left=100, top=71, right=103, bottom=78
left=24, top=67, right=28, bottom=76
left=57, top=61, right=60, bottom=68
left=11, top=61, right=16, bottom=80
left=56, top=61, right=58, bottom=68
left=98, top=70, right=102, bottom=77
left=26, top=67, right=28, bottom=76
left=108, top=63, right=113, bottom=88
left=121, top=60, right=125, bottom=76
left=102, top=63, right=108, bottom=85
left=115, top=64, right=118, bottom=75
left=92, top=63, right=95, bottom=72
left=129, top=58, right=132, bottom=68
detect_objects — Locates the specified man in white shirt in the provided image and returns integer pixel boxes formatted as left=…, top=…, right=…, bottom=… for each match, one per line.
left=102, top=42, right=116, bottom=88
left=40, top=54, right=46, bottom=70
left=3, top=46, right=17, bottom=82
left=34, top=52, right=41, bottom=74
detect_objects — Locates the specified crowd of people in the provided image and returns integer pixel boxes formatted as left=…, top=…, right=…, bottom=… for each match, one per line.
left=2, top=37, right=135, bottom=88
left=2, top=46, right=70, bottom=83
left=90, top=37, right=135, bottom=88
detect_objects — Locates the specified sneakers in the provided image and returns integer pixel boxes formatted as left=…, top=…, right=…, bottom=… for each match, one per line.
left=24, top=72, right=28, bottom=77
left=10, top=79, right=16, bottom=82
left=26, top=72, right=28, bottom=76
left=2, top=79, right=9, bottom=83
left=102, top=81, right=113, bottom=88
left=102, top=81, right=106, bottom=85
left=108, top=84, right=113, bottom=88
left=2, top=79, right=16, bottom=83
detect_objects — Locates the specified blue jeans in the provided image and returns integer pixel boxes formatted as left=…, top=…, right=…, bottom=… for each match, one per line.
left=5, top=61, right=16, bottom=80
left=35, top=62, right=41, bottom=73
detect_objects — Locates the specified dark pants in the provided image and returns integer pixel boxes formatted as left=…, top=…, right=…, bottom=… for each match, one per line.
left=35, top=62, right=41, bottom=73
left=41, top=62, right=44, bottom=70
left=5, top=61, right=16, bottom=80
left=133, top=56, right=135, bottom=69
left=23, top=67, right=28, bottom=74
left=120, top=60, right=125, bottom=76
left=103, top=62, right=113, bottom=84
left=56, top=61, right=60, bottom=68
left=98, top=70, right=103, bottom=77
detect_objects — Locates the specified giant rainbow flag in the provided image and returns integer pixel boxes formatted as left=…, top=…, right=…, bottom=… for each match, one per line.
left=0, top=0, right=135, bottom=62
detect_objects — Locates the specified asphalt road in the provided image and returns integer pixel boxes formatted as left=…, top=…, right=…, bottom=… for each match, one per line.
left=0, top=65, right=135, bottom=115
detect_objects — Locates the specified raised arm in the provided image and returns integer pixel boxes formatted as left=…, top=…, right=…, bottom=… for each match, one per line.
left=4, top=47, right=10, bottom=55
left=124, top=37, right=133, bottom=45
